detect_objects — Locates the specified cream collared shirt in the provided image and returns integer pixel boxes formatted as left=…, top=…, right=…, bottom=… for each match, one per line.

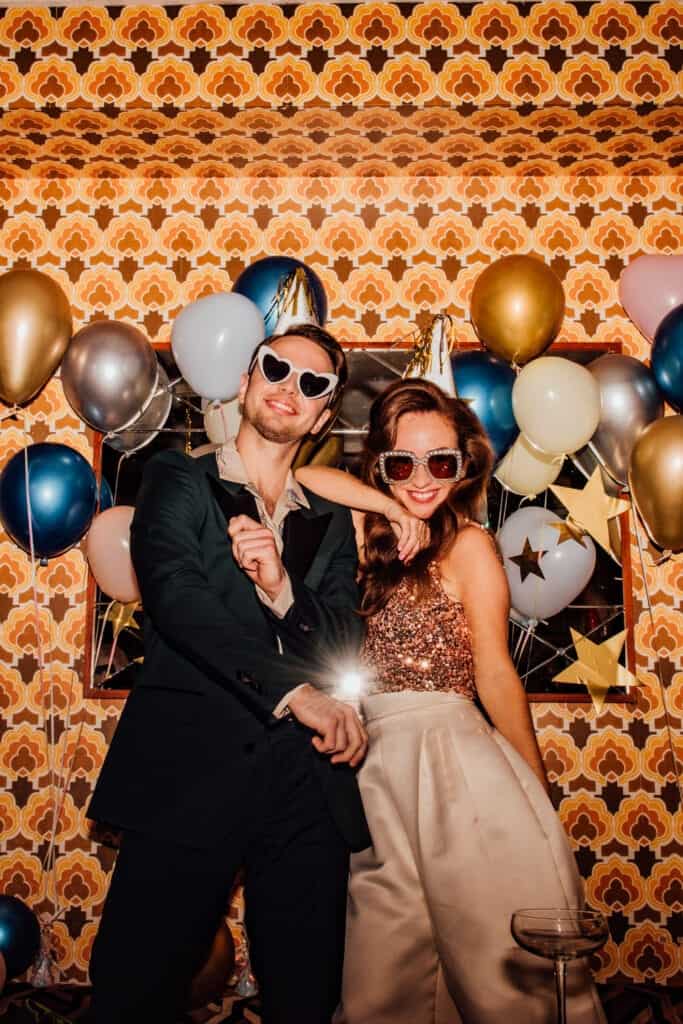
left=216, top=438, right=309, bottom=716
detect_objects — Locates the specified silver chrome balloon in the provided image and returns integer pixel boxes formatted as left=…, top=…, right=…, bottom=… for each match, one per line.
left=570, top=445, right=622, bottom=498
left=587, top=353, right=663, bottom=486
left=61, top=320, right=159, bottom=433
left=106, top=363, right=172, bottom=454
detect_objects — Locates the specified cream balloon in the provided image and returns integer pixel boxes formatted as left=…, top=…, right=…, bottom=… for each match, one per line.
left=85, top=506, right=140, bottom=603
left=512, top=357, right=601, bottom=456
left=495, top=434, right=563, bottom=497
left=202, top=397, right=241, bottom=445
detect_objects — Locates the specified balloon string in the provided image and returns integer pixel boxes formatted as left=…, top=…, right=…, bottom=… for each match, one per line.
left=103, top=630, right=119, bottom=682
left=92, top=598, right=115, bottom=682
left=41, top=670, right=75, bottom=876
left=113, top=451, right=129, bottom=505
left=633, top=512, right=683, bottom=809
left=513, top=621, right=535, bottom=663
left=42, top=720, right=84, bottom=934
left=22, top=427, right=58, bottom=914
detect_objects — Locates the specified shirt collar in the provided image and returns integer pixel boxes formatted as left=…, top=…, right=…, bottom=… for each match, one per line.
left=215, top=437, right=310, bottom=510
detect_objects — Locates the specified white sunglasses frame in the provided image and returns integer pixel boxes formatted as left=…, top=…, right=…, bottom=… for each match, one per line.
left=379, top=447, right=465, bottom=486
left=255, top=344, right=339, bottom=401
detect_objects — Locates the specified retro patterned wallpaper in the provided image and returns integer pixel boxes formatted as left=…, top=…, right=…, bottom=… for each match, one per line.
left=0, top=1, right=681, bottom=988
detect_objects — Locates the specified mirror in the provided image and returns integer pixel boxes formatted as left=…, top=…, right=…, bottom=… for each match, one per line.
left=84, top=343, right=635, bottom=704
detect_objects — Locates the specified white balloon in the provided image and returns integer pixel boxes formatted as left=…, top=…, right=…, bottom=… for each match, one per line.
left=202, top=396, right=242, bottom=445
left=495, top=434, right=563, bottom=497
left=171, top=292, right=265, bottom=401
left=497, top=505, right=596, bottom=622
left=512, top=356, right=600, bottom=456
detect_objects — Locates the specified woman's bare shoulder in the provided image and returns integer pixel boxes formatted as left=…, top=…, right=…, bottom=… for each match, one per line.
left=442, top=521, right=504, bottom=592
left=452, top=520, right=501, bottom=559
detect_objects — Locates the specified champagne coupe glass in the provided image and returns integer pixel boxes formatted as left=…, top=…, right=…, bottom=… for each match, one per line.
left=511, top=908, right=609, bottom=1024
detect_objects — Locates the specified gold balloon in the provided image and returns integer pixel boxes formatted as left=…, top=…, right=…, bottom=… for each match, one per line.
left=628, top=415, right=683, bottom=551
left=293, top=433, right=343, bottom=471
left=0, top=269, right=72, bottom=406
left=470, top=255, right=565, bottom=366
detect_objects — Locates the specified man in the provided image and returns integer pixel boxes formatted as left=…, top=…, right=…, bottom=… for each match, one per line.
left=88, top=324, right=370, bottom=1024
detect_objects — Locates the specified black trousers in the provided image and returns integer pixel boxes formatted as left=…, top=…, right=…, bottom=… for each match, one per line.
left=89, top=723, right=350, bottom=1024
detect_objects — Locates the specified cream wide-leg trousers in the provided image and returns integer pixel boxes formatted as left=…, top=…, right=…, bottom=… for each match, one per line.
left=337, top=692, right=606, bottom=1024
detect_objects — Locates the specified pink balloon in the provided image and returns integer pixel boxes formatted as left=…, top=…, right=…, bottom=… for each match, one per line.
left=619, top=255, right=683, bottom=341
left=85, top=506, right=140, bottom=604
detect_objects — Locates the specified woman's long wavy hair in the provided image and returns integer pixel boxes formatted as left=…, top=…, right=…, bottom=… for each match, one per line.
left=360, top=378, right=494, bottom=617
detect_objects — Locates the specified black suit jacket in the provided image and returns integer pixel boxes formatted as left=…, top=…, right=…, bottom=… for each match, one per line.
left=88, top=449, right=371, bottom=852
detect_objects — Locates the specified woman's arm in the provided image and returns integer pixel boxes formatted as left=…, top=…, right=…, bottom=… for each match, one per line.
left=445, top=526, right=549, bottom=793
left=296, top=465, right=428, bottom=562
left=296, top=465, right=392, bottom=515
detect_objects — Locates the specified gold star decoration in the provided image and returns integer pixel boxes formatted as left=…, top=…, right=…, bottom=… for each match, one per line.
left=548, top=519, right=588, bottom=548
left=105, top=601, right=140, bottom=641
left=550, top=467, right=630, bottom=557
left=553, top=628, right=638, bottom=713
left=509, top=537, right=547, bottom=583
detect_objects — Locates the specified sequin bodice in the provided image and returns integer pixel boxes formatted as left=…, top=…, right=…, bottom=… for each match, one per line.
left=360, top=562, right=477, bottom=699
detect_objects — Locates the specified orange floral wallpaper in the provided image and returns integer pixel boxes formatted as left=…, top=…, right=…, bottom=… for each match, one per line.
left=0, top=1, right=681, bottom=990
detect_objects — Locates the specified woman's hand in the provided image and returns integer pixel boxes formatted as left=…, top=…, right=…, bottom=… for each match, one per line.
left=383, top=499, right=430, bottom=562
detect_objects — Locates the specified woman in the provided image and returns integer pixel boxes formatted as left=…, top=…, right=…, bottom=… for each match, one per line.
left=297, top=379, right=605, bottom=1024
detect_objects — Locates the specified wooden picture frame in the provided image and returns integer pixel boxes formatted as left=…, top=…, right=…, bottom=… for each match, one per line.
left=84, top=341, right=636, bottom=704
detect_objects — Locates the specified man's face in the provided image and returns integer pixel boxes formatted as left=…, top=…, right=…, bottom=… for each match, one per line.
left=239, top=335, right=336, bottom=445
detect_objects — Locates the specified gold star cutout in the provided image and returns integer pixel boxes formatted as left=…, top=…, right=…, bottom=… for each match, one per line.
left=548, top=519, right=588, bottom=547
left=553, top=628, right=638, bottom=713
left=105, top=600, right=140, bottom=641
left=550, top=467, right=630, bottom=557
left=509, top=537, right=547, bottom=583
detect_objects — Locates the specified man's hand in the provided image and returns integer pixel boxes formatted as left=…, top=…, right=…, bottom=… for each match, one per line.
left=287, top=684, right=368, bottom=768
left=228, top=514, right=286, bottom=600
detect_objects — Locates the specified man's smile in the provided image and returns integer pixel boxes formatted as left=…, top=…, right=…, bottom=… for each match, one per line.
left=265, top=396, right=297, bottom=416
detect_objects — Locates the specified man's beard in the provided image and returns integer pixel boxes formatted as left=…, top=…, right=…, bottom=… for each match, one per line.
left=246, top=405, right=303, bottom=445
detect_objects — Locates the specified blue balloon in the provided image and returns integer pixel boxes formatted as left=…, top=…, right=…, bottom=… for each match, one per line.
left=0, top=895, right=40, bottom=979
left=0, top=443, right=98, bottom=560
left=98, top=475, right=114, bottom=512
left=652, top=304, right=683, bottom=413
left=233, top=257, right=327, bottom=337
left=451, top=350, right=519, bottom=461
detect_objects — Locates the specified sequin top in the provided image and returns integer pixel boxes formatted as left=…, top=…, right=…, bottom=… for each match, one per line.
left=360, top=561, right=477, bottom=699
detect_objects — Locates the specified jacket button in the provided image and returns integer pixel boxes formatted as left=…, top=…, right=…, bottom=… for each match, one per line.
left=297, top=620, right=313, bottom=633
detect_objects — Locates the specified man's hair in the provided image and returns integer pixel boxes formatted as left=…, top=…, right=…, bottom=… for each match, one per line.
left=247, top=323, right=348, bottom=407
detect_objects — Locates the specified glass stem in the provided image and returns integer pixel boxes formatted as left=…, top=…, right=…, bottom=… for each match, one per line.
left=554, top=957, right=567, bottom=1024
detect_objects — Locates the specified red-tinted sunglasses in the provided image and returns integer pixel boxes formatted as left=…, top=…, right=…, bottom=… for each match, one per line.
left=379, top=448, right=464, bottom=485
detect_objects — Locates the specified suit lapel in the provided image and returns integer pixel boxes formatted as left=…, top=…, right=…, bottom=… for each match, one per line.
left=205, top=455, right=332, bottom=582
left=283, top=507, right=332, bottom=580
left=207, top=472, right=259, bottom=522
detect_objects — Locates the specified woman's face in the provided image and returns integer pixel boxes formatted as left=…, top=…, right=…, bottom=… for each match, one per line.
left=387, top=411, right=459, bottom=521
